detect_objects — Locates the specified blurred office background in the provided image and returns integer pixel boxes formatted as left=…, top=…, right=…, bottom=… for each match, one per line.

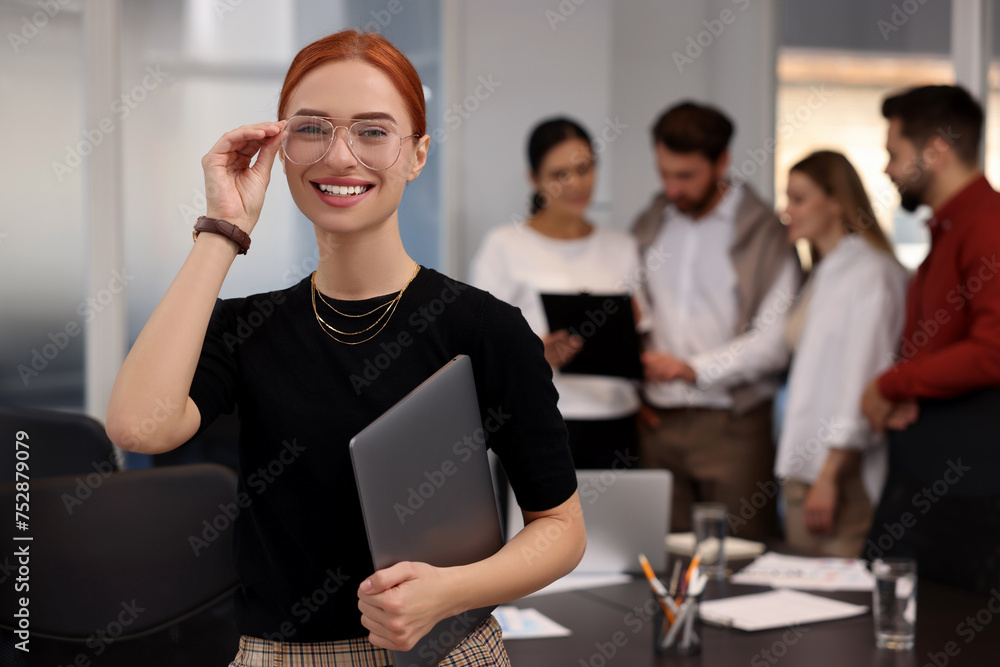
left=1, top=0, right=996, bottom=458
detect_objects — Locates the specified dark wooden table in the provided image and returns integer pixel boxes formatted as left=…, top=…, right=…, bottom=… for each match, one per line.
left=505, top=577, right=1000, bottom=666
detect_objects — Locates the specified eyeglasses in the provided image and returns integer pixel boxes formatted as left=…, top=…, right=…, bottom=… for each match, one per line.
left=281, top=116, right=421, bottom=170
left=542, top=160, right=596, bottom=184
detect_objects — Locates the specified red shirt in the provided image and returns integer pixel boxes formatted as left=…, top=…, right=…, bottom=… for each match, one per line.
left=879, top=175, right=1000, bottom=401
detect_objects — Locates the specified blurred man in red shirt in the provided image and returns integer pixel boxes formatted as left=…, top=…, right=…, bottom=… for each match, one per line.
left=862, top=85, right=1000, bottom=595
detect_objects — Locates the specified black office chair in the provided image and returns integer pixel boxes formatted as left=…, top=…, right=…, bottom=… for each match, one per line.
left=0, top=404, right=120, bottom=482
left=0, top=464, right=241, bottom=666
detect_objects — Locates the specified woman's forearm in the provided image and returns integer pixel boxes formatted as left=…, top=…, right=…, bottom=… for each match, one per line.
left=105, top=235, right=238, bottom=454
left=815, top=447, right=862, bottom=484
left=444, top=491, right=586, bottom=615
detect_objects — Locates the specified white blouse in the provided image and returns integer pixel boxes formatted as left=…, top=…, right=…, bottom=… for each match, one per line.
left=775, top=234, right=909, bottom=503
left=470, top=223, right=649, bottom=420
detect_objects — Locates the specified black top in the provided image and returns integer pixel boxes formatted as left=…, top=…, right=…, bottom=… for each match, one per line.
left=189, top=268, right=576, bottom=642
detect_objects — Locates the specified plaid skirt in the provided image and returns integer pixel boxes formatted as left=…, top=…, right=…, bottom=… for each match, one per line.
left=228, top=616, right=509, bottom=666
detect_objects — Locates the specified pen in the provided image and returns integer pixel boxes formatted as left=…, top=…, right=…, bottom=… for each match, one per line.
left=668, top=560, right=682, bottom=598
left=638, top=553, right=676, bottom=625
left=677, top=554, right=701, bottom=605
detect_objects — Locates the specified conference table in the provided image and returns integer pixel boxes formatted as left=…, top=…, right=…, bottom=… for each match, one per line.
left=505, top=575, right=1000, bottom=666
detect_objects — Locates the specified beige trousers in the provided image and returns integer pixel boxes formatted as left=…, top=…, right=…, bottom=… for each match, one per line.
left=639, top=402, right=779, bottom=541
left=782, top=465, right=873, bottom=558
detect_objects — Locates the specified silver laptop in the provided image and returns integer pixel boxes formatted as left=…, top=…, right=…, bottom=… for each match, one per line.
left=507, top=469, right=672, bottom=574
left=350, top=355, right=503, bottom=667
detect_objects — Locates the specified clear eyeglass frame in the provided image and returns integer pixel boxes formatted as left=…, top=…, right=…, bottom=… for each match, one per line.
left=541, top=159, right=596, bottom=185
left=281, top=115, right=421, bottom=170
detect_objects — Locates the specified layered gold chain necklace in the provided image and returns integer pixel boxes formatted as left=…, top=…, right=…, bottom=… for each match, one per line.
left=310, top=263, right=420, bottom=345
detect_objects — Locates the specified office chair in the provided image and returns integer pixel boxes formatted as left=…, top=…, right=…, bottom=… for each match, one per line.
left=0, top=464, right=241, bottom=666
left=0, top=404, right=120, bottom=482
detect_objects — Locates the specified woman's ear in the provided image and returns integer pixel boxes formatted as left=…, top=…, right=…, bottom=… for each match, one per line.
left=828, top=196, right=844, bottom=224
left=528, top=169, right=541, bottom=193
left=278, top=149, right=286, bottom=174
left=406, top=134, right=432, bottom=182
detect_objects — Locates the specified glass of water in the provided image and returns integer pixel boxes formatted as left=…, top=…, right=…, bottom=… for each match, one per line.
left=692, top=502, right=728, bottom=579
left=872, top=558, right=917, bottom=650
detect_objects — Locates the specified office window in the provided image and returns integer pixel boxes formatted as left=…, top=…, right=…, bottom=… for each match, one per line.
left=983, top=11, right=1000, bottom=187
left=0, top=1, right=87, bottom=408
left=777, top=0, right=953, bottom=270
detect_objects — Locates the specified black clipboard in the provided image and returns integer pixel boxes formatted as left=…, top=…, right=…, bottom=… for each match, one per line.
left=540, top=293, right=642, bottom=379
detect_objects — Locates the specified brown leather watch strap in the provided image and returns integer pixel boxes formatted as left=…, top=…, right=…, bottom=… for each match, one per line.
left=193, top=216, right=251, bottom=255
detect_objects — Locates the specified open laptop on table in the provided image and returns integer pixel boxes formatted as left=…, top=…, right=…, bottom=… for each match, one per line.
left=507, top=468, right=672, bottom=580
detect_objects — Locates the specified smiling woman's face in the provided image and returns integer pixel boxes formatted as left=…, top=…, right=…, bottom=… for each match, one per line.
left=281, top=59, right=429, bottom=235
left=532, top=138, right=596, bottom=217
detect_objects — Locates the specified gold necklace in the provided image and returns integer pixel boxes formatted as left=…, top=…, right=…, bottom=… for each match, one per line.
left=310, top=264, right=420, bottom=345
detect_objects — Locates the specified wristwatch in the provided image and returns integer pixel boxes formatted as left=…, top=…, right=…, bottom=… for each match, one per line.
left=193, top=216, right=251, bottom=255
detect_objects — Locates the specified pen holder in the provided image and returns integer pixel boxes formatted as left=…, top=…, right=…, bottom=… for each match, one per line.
left=652, top=594, right=701, bottom=656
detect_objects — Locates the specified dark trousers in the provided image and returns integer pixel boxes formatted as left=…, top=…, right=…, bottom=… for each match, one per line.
left=865, top=389, right=1000, bottom=595
left=564, top=413, right=639, bottom=470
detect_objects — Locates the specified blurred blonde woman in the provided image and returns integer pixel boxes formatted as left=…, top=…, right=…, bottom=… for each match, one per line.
left=777, top=150, right=908, bottom=557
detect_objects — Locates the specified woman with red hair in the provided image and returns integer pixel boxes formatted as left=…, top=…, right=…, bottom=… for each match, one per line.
left=106, top=30, right=585, bottom=665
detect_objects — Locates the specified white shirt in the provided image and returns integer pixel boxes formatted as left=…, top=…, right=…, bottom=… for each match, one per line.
left=644, top=184, right=798, bottom=408
left=469, top=223, right=649, bottom=420
left=775, top=235, right=909, bottom=502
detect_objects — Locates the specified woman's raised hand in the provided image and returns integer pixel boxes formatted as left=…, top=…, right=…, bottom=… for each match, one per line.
left=201, top=121, right=286, bottom=233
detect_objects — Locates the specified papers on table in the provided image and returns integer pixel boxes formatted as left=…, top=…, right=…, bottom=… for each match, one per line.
left=493, top=606, right=572, bottom=639
left=524, top=572, right=634, bottom=597
left=730, top=552, right=875, bottom=591
left=666, top=532, right=767, bottom=560
left=699, top=588, right=869, bottom=631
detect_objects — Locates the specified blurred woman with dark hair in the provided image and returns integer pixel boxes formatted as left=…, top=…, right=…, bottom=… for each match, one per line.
left=471, top=118, right=648, bottom=469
